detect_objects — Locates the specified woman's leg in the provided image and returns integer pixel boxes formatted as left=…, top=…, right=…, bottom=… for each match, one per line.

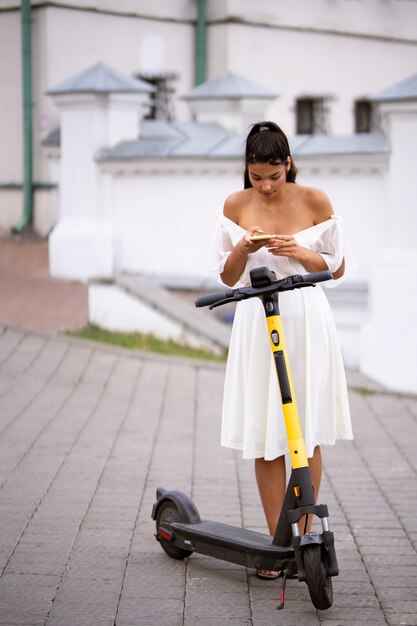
left=255, top=455, right=286, bottom=535
left=255, top=446, right=322, bottom=535
left=254, top=456, right=286, bottom=578
left=309, top=445, right=322, bottom=499
left=302, top=445, right=323, bottom=532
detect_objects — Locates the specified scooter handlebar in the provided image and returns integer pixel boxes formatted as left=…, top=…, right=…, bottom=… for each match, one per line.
left=195, top=289, right=235, bottom=308
left=194, top=269, right=333, bottom=309
left=298, top=270, right=333, bottom=284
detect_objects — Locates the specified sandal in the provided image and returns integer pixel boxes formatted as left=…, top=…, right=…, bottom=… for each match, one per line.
left=256, top=569, right=281, bottom=580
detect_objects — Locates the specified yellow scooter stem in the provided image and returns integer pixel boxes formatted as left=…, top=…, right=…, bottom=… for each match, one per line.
left=266, top=312, right=309, bottom=470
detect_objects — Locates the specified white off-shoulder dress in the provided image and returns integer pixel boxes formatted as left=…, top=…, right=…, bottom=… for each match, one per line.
left=212, top=214, right=354, bottom=461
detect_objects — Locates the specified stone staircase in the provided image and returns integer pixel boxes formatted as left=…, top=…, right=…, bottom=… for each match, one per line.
left=89, top=274, right=367, bottom=367
left=89, top=273, right=231, bottom=355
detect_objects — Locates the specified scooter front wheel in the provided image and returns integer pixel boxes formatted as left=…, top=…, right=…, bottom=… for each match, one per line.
left=303, top=544, right=333, bottom=610
left=156, top=500, right=193, bottom=560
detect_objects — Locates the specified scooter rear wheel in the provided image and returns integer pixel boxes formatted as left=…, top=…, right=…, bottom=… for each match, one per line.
left=303, top=544, right=333, bottom=610
left=156, top=500, right=193, bottom=560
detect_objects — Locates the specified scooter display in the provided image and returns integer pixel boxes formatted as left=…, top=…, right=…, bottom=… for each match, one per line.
left=152, top=266, right=339, bottom=611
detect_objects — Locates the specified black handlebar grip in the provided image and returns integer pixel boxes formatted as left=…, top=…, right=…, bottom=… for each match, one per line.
left=301, top=270, right=333, bottom=284
left=195, top=289, right=234, bottom=308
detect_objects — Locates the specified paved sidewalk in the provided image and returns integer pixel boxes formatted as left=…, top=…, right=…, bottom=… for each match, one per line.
left=0, top=236, right=88, bottom=333
left=1, top=235, right=416, bottom=625
left=0, top=325, right=416, bottom=626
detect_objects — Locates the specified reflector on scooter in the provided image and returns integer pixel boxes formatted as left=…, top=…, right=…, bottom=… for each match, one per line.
left=158, top=528, right=174, bottom=542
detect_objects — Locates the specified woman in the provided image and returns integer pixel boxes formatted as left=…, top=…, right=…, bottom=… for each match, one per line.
left=212, top=121, right=354, bottom=579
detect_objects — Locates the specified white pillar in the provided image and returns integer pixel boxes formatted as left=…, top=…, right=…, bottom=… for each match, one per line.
left=48, top=90, right=149, bottom=281
left=360, top=99, right=417, bottom=394
left=187, top=99, right=272, bottom=134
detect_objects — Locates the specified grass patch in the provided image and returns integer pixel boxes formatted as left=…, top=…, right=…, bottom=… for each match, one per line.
left=69, top=324, right=227, bottom=362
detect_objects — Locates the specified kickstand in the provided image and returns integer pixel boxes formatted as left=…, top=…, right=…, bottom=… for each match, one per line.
left=276, top=570, right=288, bottom=610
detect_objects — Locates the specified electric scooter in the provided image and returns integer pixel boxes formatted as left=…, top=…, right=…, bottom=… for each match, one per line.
left=152, top=266, right=339, bottom=611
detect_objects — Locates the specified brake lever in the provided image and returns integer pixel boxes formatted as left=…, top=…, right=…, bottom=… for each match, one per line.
left=282, top=280, right=317, bottom=292
left=209, top=293, right=248, bottom=310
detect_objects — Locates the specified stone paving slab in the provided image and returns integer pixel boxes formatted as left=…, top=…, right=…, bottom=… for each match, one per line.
left=0, top=326, right=416, bottom=625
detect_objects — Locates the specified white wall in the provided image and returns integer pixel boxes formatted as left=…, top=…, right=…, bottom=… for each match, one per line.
left=23, top=0, right=196, bottom=21
left=56, top=159, right=378, bottom=290
left=0, top=2, right=195, bottom=232
left=209, top=23, right=417, bottom=136
left=2, top=0, right=417, bottom=233
left=297, top=159, right=388, bottom=282
left=111, top=163, right=243, bottom=280
left=360, top=99, right=417, bottom=394
left=34, top=5, right=195, bottom=178
left=0, top=10, right=22, bottom=181
left=91, top=153, right=387, bottom=287
left=207, top=0, right=417, bottom=41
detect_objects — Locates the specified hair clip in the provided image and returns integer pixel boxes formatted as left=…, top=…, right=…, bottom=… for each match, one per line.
left=259, top=126, right=269, bottom=132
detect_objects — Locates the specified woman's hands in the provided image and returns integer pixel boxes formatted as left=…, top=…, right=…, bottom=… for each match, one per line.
left=241, top=227, right=273, bottom=253
left=221, top=227, right=328, bottom=286
left=220, top=226, right=272, bottom=286
left=239, top=230, right=308, bottom=266
left=265, top=234, right=305, bottom=262
left=266, top=234, right=329, bottom=273
left=241, top=230, right=306, bottom=263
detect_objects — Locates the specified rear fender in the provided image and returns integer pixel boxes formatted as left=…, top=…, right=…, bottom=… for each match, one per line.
left=151, top=488, right=201, bottom=524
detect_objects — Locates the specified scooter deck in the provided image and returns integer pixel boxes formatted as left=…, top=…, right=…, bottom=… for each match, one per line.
left=172, top=519, right=294, bottom=569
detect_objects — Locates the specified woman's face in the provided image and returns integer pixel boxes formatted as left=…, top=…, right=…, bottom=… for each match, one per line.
left=247, top=161, right=289, bottom=198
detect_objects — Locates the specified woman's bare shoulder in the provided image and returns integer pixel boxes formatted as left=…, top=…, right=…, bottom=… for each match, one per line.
left=299, top=185, right=334, bottom=224
left=223, top=189, right=248, bottom=222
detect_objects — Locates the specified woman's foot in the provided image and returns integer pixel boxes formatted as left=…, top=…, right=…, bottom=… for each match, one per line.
left=256, top=569, right=280, bottom=580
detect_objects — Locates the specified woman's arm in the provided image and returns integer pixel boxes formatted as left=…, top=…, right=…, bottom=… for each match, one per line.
left=221, top=230, right=270, bottom=286
left=266, top=235, right=346, bottom=276
left=220, top=196, right=271, bottom=287
left=266, top=237, right=331, bottom=272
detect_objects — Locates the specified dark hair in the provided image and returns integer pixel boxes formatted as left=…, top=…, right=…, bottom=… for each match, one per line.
left=243, top=121, right=297, bottom=188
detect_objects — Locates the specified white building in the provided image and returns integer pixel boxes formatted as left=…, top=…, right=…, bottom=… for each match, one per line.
left=43, top=61, right=417, bottom=394
left=1, top=0, right=417, bottom=233
left=1, top=1, right=417, bottom=393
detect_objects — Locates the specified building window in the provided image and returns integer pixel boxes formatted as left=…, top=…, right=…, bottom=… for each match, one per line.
left=296, top=97, right=329, bottom=135
left=354, top=99, right=379, bottom=133
left=135, top=71, right=179, bottom=121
